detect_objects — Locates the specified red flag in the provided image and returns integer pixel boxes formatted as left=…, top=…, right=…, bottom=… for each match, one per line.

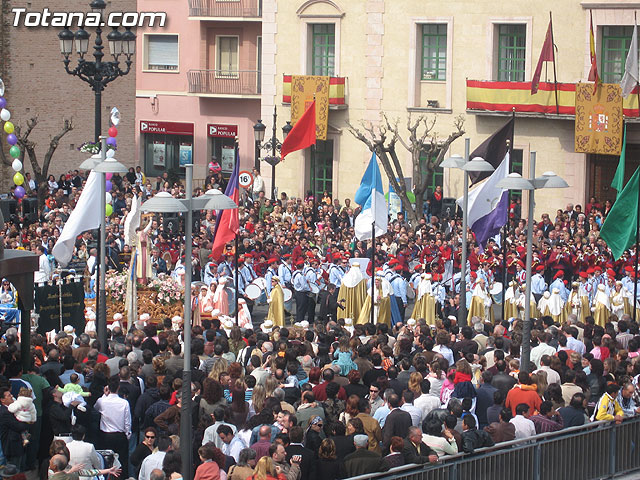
left=209, top=151, right=239, bottom=260
left=281, top=101, right=316, bottom=159
left=531, top=19, right=555, bottom=94
left=588, top=10, right=600, bottom=94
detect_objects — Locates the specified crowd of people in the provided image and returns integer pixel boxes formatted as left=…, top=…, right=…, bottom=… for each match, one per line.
left=0, top=164, right=640, bottom=480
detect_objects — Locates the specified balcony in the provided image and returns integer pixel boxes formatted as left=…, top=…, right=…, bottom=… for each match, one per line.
left=188, top=0, right=262, bottom=20
left=282, top=75, right=347, bottom=109
left=187, top=70, right=261, bottom=98
left=466, top=80, right=639, bottom=118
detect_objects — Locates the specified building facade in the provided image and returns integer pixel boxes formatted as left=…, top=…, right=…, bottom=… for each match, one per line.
left=0, top=0, right=136, bottom=189
left=261, top=0, right=640, bottom=217
left=135, top=0, right=262, bottom=184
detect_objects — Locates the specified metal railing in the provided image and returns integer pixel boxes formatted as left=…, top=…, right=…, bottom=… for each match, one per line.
left=187, top=70, right=261, bottom=96
left=347, top=416, right=640, bottom=480
left=188, top=0, right=262, bottom=18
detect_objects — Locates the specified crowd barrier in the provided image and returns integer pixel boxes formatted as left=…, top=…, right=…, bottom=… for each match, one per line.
left=347, top=416, right=640, bottom=480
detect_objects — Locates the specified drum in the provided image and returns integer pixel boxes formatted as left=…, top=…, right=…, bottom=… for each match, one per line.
left=283, top=288, right=293, bottom=302
left=490, top=282, right=504, bottom=304
left=252, top=277, right=267, bottom=291
left=245, top=284, right=262, bottom=300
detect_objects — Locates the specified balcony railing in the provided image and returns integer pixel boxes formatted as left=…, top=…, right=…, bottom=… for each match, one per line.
left=188, top=0, right=262, bottom=18
left=188, top=70, right=261, bottom=96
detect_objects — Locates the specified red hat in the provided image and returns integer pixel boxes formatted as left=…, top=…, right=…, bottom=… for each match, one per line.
left=414, top=264, right=422, bottom=272
left=606, top=269, right=616, bottom=278
left=283, top=254, right=292, bottom=258
left=535, top=264, right=545, bottom=272
left=586, top=267, right=595, bottom=274
left=470, top=271, right=478, bottom=279
left=333, top=252, right=342, bottom=261
left=517, top=260, right=525, bottom=268
left=244, top=252, right=253, bottom=258
left=579, top=271, right=588, bottom=279
left=594, top=265, right=602, bottom=272
left=394, top=265, right=403, bottom=271
left=388, top=259, right=399, bottom=266
left=295, top=259, right=305, bottom=266
left=625, top=266, right=634, bottom=273
left=238, top=256, right=245, bottom=263
left=268, top=258, right=278, bottom=264
left=554, top=270, right=564, bottom=279
left=306, top=251, right=315, bottom=258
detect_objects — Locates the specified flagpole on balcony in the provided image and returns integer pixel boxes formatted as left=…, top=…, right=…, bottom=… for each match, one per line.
left=550, top=11, right=559, bottom=115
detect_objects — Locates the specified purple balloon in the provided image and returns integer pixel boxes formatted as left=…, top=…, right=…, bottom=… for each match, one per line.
left=0, top=97, right=6, bottom=109
left=106, top=137, right=117, bottom=147
left=14, top=186, right=25, bottom=199
left=105, top=180, right=113, bottom=192
left=6, top=133, right=17, bottom=145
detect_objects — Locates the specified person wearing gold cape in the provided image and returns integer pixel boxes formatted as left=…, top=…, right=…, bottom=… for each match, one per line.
left=411, top=273, right=437, bottom=326
left=566, top=282, right=583, bottom=321
left=537, top=291, right=551, bottom=317
left=467, top=278, right=493, bottom=323
left=357, top=274, right=391, bottom=326
left=548, top=288, right=566, bottom=324
left=503, top=280, right=519, bottom=321
left=516, top=285, right=537, bottom=320
left=576, top=273, right=592, bottom=323
left=266, top=276, right=285, bottom=327
left=592, top=284, right=610, bottom=327
left=338, top=262, right=368, bottom=320
left=610, top=281, right=627, bottom=320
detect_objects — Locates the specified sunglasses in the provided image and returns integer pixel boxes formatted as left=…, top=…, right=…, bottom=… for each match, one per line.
left=146, top=435, right=156, bottom=439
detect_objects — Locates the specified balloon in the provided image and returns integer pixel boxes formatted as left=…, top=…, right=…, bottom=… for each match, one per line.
left=105, top=180, right=112, bottom=192
left=108, top=126, right=118, bottom=137
left=0, top=97, right=6, bottom=109
left=105, top=204, right=113, bottom=216
left=14, top=186, right=25, bottom=199
left=110, top=107, right=120, bottom=126
left=106, top=137, right=117, bottom=147
left=9, top=145, right=20, bottom=158
left=0, top=79, right=4, bottom=97
left=0, top=109, right=10, bottom=122
left=105, top=192, right=112, bottom=204
left=106, top=149, right=115, bottom=158
left=105, top=172, right=113, bottom=180
left=6, top=133, right=17, bottom=145
left=11, top=159, right=22, bottom=172
left=13, top=172, right=24, bottom=185
left=4, top=122, right=14, bottom=134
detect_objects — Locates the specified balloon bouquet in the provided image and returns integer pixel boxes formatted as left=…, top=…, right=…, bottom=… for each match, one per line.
left=0, top=79, right=26, bottom=200
left=104, top=107, right=121, bottom=218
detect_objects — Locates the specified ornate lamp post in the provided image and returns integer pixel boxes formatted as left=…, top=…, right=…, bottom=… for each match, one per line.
left=253, top=107, right=293, bottom=200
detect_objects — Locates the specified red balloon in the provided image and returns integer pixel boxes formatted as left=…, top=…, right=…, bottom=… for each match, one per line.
left=108, top=126, right=118, bottom=137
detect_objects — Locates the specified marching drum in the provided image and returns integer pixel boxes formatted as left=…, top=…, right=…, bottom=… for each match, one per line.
left=245, top=284, right=262, bottom=300
left=252, top=277, right=268, bottom=291
left=283, top=288, right=293, bottom=302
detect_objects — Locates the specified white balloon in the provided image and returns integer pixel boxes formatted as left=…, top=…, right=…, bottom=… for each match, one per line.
left=0, top=109, right=10, bottom=122
left=106, top=149, right=115, bottom=158
left=105, top=192, right=113, bottom=204
left=11, top=159, right=22, bottom=172
left=110, top=107, right=120, bottom=126
left=0, top=79, right=4, bottom=97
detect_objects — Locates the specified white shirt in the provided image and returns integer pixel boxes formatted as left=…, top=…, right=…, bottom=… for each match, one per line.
left=221, top=435, right=247, bottom=462
left=401, top=403, right=423, bottom=427
left=34, top=254, right=51, bottom=283
left=414, top=393, right=442, bottom=422
left=252, top=175, right=265, bottom=195
left=535, top=366, right=561, bottom=385
left=203, top=421, right=237, bottom=449
left=530, top=343, right=557, bottom=369
left=67, top=440, right=102, bottom=480
left=94, top=393, right=131, bottom=439
left=510, top=415, right=536, bottom=440
left=138, top=451, right=166, bottom=480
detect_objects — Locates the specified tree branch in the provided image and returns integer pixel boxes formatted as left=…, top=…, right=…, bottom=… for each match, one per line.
left=42, top=118, right=74, bottom=175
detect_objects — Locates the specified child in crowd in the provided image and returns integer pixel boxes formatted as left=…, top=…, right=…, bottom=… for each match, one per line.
left=58, top=372, right=91, bottom=412
left=8, top=387, right=36, bottom=446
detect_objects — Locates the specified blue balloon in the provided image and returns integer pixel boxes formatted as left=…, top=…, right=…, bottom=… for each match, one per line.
left=106, top=137, right=117, bottom=147
left=6, top=133, right=17, bottom=145
left=0, top=97, right=6, bottom=109
left=105, top=180, right=113, bottom=192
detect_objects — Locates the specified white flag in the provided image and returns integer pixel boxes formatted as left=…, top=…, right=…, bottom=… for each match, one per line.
left=124, top=194, right=141, bottom=247
left=621, top=24, right=639, bottom=98
left=52, top=171, right=102, bottom=267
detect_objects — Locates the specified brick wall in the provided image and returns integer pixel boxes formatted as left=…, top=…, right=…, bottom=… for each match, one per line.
left=1, top=0, right=136, bottom=191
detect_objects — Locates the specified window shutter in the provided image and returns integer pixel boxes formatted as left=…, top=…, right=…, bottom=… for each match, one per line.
left=148, top=35, right=179, bottom=69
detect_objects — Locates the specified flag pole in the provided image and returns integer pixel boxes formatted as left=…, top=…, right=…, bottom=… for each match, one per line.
left=370, top=222, right=375, bottom=325
left=634, top=129, right=639, bottom=322
left=234, top=140, right=240, bottom=325
left=501, top=109, right=516, bottom=321
left=635, top=13, right=639, bottom=120
left=549, top=11, right=560, bottom=114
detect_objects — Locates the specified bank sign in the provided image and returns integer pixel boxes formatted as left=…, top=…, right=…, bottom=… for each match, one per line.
left=140, top=120, right=194, bottom=136
left=208, top=124, right=238, bottom=138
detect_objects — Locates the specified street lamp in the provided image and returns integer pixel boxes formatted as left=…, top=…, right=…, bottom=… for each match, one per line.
left=253, top=107, right=293, bottom=200
left=441, top=138, right=494, bottom=326
left=141, top=166, right=236, bottom=480
left=58, top=0, right=135, bottom=142
left=495, top=152, right=568, bottom=371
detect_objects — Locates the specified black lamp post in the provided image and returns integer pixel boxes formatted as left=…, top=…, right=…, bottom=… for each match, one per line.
left=58, top=0, right=136, bottom=142
left=253, top=106, right=292, bottom=200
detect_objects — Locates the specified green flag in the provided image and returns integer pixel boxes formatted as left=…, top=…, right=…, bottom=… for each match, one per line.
left=600, top=167, right=640, bottom=260
left=611, top=124, right=627, bottom=192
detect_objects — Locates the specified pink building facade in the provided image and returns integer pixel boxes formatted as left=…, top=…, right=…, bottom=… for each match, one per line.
left=135, top=0, right=262, bottom=183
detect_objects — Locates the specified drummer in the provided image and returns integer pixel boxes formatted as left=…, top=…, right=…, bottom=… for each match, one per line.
left=304, top=254, right=321, bottom=322
left=329, top=254, right=347, bottom=288
left=265, top=258, right=279, bottom=295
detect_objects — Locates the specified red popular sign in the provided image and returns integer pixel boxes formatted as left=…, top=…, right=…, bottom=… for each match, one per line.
left=208, top=124, right=238, bottom=138
left=140, top=120, right=194, bottom=136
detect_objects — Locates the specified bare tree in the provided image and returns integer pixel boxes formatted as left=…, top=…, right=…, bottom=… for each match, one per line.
left=347, top=113, right=465, bottom=226
left=0, top=117, right=74, bottom=210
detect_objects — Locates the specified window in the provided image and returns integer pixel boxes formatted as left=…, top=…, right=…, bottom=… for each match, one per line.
left=217, top=36, right=239, bottom=77
left=421, top=24, right=447, bottom=80
left=311, top=140, right=333, bottom=198
left=311, top=24, right=335, bottom=76
left=497, top=24, right=526, bottom=81
left=146, top=35, right=178, bottom=71
left=419, top=152, right=443, bottom=197
left=601, top=26, right=636, bottom=84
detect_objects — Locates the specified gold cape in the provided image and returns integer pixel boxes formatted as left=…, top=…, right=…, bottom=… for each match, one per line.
left=266, top=284, right=285, bottom=327
left=593, top=302, right=609, bottom=328
left=357, top=295, right=391, bottom=326
left=467, top=295, right=493, bottom=324
left=338, top=279, right=368, bottom=321
left=411, top=293, right=437, bottom=325
left=504, top=299, right=519, bottom=321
